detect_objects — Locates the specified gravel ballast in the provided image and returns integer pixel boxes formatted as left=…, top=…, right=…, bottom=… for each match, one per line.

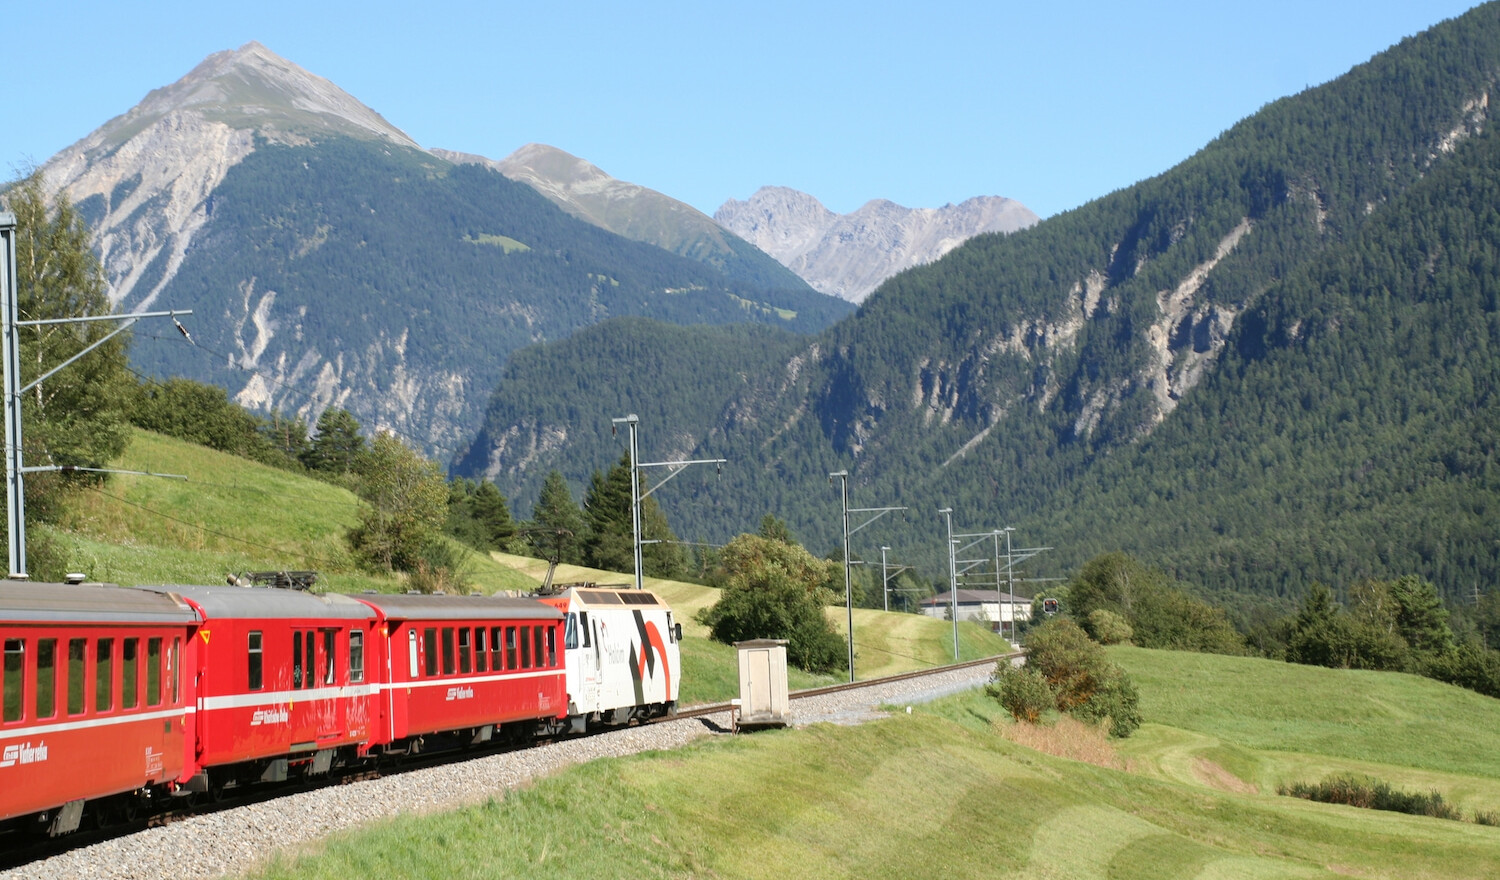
left=7, top=664, right=995, bottom=880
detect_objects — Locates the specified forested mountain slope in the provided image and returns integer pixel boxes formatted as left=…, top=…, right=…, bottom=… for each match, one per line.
left=459, top=4, right=1500, bottom=605
left=118, top=136, right=849, bottom=457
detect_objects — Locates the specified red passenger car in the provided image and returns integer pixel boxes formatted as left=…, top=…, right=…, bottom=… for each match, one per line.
left=141, top=585, right=379, bottom=791
left=0, top=581, right=199, bottom=835
left=354, top=594, right=567, bottom=749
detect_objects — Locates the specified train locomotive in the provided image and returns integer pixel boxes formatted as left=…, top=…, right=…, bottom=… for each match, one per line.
left=0, top=578, right=681, bottom=838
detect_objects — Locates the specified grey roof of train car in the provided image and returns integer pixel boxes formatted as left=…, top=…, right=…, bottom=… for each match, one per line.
left=570, top=588, right=667, bottom=609
left=0, top=581, right=199, bottom=624
left=356, top=593, right=562, bottom=621
left=135, top=584, right=375, bottom=621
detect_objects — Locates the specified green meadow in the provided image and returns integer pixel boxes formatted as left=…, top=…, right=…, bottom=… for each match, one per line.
left=246, top=652, right=1500, bottom=880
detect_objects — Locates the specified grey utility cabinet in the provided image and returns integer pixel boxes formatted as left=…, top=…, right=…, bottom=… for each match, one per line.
left=734, top=639, right=790, bottom=731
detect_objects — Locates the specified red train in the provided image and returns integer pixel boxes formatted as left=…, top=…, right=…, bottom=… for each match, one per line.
left=0, top=579, right=680, bottom=837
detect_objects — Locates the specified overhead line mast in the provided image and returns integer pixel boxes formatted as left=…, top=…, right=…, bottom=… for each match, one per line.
left=1, top=212, right=192, bottom=578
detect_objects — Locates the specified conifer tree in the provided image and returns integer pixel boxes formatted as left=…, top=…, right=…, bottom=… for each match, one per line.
left=470, top=480, right=515, bottom=550
left=583, top=456, right=634, bottom=574
left=531, top=470, right=586, bottom=565
left=302, top=408, right=366, bottom=475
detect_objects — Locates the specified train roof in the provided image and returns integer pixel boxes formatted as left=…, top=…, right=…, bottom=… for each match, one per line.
left=566, top=588, right=670, bottom=610
left=355, top=593, right=563, bottom=622
left=136, top=584, right=374, bottom=621
left=0, top=581, right=198, bottom=624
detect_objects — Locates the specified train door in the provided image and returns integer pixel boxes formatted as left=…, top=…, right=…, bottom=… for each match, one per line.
left=567, top=610, right=599, bottom=715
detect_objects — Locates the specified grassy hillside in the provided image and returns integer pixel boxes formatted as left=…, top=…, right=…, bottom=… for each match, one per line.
left=247, top=647, right=1500, bottom=879
left=1114, top=646, right=1500, bottom=815
left=49, top=430, right=535, bottom=594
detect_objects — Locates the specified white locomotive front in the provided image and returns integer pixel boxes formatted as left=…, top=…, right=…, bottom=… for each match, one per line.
left=539, top=587, right=681, bottom=732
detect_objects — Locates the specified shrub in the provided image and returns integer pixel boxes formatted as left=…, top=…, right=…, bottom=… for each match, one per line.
left=406, top=539, right=476, bottom=595
left=1023, top=618, right=1142, bottom=737
left=987, top=662, right=1055, bottom=723
left=1279, top=775, right=1461, bottom=820
left=1088, top=609, right=1133, bottom=645
left=697, top=560, right=847, bottom=674
left=1072, top=666, right=1143, bottom=738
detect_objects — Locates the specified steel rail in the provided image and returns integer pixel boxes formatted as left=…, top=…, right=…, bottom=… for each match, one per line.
left=665, top=652, right=1021, bottom=722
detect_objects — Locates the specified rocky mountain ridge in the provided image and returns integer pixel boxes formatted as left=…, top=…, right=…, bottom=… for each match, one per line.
left=714, top=186, right=1040, bottom=302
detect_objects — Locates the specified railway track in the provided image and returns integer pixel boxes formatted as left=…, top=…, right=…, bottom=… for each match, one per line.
left=667, top=652, right=1018, bottom=723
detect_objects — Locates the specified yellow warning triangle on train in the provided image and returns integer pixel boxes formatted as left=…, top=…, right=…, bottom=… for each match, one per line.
left=199, top=629, right=211, bottom=645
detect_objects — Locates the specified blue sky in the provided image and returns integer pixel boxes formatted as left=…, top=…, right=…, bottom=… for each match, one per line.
left=4, top=1, right=1483, bottom=219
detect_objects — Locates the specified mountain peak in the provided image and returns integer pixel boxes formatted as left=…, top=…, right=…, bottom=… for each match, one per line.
left=39, top=43, right=418, bottom=312
left=116, top=41, right=417, bottom=150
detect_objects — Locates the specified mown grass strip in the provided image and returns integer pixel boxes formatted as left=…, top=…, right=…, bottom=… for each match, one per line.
left=248, top=693, right=1500, bottom=880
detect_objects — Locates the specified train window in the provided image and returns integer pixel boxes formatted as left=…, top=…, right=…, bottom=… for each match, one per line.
left=458, top=628, right=472, bottom=675
left=248, top=631, right=264, bottom=691
left=490, top=627, right=503, bottom=670
left=323, top=629, right=337, bottom=686
left=440, top=628, right=456, bottom=676
left=304, top=631, right=316, bottom=690
left=565, top=613, right=579, bottom=650
left=667, top=612, right=676, bottom=644
left=95, top=638, right=114, bottom=712
left=520, top=626, right=532, bottom=669
left=408, top=630, right=419, bottom=678
left=578, top=612, right=591, bottom=648
left=474, top=628, right=487, bottom=673
left=546, top=628, right=557, bottom=667
left=146, top=638, right=163, bottom=706
left=505, top=627, right=517, bottom=670
left=67, top=638, right=86, bottom=715
left=293, top=630, right=304, bottom=689
left=423, top=628, right=438, bottom=677
left=36, top=638, right=57, bottom=719
left=534, top=627, right=546, bottom=669
left=350, top=630, right=365, bottom=684
left=2, top=639, right=21, bottom=722
left=123, top=639, right=141, bottom=709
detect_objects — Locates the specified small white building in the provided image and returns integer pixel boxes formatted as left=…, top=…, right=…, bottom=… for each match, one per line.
left=921, top=589, right=1032, bottom=631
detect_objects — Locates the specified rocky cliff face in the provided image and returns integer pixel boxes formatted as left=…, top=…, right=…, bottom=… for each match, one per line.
left=714, top=186, right=1040, bottom=303
left=39, top=41, right=417, bottom=313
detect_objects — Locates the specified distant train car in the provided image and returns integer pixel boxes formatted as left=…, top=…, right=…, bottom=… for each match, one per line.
left=139, top=584, right=379, bottom=793
left=538, top=587, right=681, bottom=731
left=354, top=594, right=567, bottom=749
left=0, top=581, right=199, bottom=835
